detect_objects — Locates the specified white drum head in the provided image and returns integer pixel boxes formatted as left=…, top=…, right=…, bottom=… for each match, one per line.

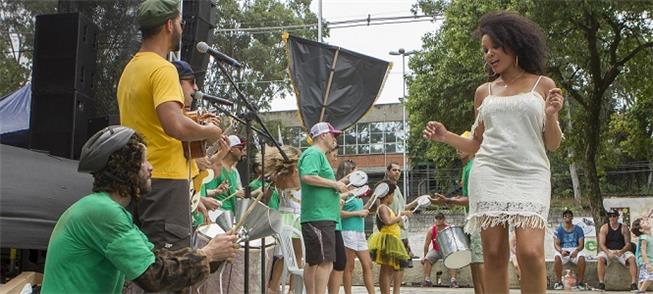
left=416, top=195, right=431, bottom=206
left=348, top=170, right=368, bottom=187
left=351, top=185, right=370, bottom=198
left=444, top=250, right=472, bottom=269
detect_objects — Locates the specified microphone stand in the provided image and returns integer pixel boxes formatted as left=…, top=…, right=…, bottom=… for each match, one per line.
left=213, top=61, right=288, bottom=294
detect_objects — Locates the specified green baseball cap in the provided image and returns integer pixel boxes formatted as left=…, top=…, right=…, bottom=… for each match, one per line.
left=137, top=0, right=180, bottom=29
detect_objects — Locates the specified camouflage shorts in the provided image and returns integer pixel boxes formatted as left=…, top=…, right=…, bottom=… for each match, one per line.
left=469, top=230, right=484, bottom=264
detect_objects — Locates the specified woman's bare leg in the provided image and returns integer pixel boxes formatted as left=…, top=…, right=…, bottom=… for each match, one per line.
left=515, top=226, right=546, bottom=294
left=356, top=250, right=376, bottom=293
left=480, top=224, right=510, bottom=294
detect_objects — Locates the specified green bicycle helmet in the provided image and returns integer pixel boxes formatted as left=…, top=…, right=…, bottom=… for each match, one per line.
left=78, top=126, right=135, bottom=173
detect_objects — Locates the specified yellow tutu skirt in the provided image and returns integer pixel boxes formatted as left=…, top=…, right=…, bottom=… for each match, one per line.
left=368, top=232, right=410, bottom=270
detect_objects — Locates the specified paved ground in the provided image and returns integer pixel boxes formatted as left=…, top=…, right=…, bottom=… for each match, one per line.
left=348, top=286, right=636, bottom=293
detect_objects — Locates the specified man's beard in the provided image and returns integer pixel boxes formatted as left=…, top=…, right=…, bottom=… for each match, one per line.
left=138, top=177, right=152, bottom=195
left=170, top=29, right=181, bottom=52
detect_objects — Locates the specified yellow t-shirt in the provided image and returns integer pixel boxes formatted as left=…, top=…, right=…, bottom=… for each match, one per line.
left=117, top=52, right=197, bottom=179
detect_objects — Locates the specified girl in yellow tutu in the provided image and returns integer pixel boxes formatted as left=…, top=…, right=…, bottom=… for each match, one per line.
left=368, top=180, right=412, bottom=294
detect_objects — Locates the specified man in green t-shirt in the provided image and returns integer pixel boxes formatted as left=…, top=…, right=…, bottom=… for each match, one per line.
left=200, top=135, right=247, bottom=212
left=299, top=122, right=348, bottom=294
left=432, top=130, right=485, bottom=294
left=42, top=126, right=239, bottom=293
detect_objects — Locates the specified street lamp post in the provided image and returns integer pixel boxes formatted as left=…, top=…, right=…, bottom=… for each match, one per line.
left=390, top=48, right=416, bottom=200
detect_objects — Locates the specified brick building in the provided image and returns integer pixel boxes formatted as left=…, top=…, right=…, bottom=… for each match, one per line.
left=261, top=102, right=440, bottom=199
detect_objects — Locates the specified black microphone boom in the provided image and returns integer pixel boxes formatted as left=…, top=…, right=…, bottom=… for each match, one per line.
left=196, top=42, right=242, bottom=68
left=193, top=91, right=234, bottom=107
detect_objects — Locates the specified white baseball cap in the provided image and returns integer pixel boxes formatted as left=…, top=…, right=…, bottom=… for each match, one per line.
left=310, top=122, right=342, bottom=138
left=227, top=135, right=247, bottom=147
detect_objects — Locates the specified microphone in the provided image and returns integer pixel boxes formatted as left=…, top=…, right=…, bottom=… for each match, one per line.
left=193, top=91, right=234, bottom=107
left=196, top=42, right=242, bottom=68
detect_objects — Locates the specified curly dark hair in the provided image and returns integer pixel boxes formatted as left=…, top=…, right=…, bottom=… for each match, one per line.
left=92, top=133, right=146, bottom=199
left=631, top=218, right=643, bottom=236
left=475, top=11, right=548, bottom=77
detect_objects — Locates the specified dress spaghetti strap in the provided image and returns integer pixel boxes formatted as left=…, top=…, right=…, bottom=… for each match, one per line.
left=488, top=81, right=493, bottom=96
left=530, top=75, right=543, bottom=93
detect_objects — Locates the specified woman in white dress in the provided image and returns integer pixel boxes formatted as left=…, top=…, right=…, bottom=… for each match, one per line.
left=422, top=11, right=564, bottom=293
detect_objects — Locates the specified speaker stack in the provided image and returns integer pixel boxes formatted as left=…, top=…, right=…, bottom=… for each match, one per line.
left=181, top=0, right=217, bottom=89
left=30, top=13, right=98, bottom=159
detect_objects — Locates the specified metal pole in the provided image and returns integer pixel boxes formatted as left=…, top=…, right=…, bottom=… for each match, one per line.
left=401, top=54, right=408, bottom=200
left=317, top=0, right=323, bottom=42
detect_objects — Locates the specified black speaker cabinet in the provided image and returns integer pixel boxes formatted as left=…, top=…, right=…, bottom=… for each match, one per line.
left=32, top=12, right=98, bottom=95
left=30, top=13, right=98, bottom=159
left=30, top=91, right=93, bottom=159
left=181, top=0, right=217, bottom=88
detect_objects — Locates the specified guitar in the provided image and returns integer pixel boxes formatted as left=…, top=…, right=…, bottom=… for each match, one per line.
left=182, top=110, right=209, bottom=159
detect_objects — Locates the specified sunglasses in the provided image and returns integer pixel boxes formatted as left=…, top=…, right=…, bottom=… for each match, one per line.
left=608, top=214, right=618, bottom=217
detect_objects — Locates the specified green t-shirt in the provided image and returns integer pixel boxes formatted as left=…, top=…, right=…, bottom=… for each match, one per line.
left=461, top=159, right=473, bottom=197
left=342, top=197, right=365, bottom=232
left=42, top=192, right=155, bottom=294
left=249, top=178, right=280, bottom=210
left=201, top=166, right=238, bottom=212
left=461, top=159, right=474, bottom=214
left=299, top=146, right=339, bottom=223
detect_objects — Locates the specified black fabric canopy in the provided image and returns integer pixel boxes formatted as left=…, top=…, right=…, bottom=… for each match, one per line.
left=284, top=34, right=392, bottom=131
left=1, top=144, right=92, bottom=250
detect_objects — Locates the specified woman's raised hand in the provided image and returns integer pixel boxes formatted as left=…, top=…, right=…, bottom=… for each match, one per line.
left=422, top=121, right=449, bottom=142
left=545, top=88, right=564, bottom=116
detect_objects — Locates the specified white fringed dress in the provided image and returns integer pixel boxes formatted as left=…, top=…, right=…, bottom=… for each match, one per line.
left=466, top=76, right=552, bottom=233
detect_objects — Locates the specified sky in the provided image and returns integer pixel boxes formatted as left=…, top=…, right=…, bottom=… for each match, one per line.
left=268, top=0, right=441, bottom=111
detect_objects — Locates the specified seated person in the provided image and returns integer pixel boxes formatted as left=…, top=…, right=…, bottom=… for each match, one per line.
left=596, top=209, right=638, bottom=291
left=420, top=213, right=459, bottom=288
left=553, top=209, right=587, bottom=290
left=41, top=126, right=239, bottom=293
left=509, top=228, right=521, bottom=281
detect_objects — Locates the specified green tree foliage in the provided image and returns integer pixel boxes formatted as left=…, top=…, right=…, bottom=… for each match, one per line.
left=203, top=0, right=321, bottom=112
left=531, top=1, right=653, bottom=224
left=0, top=0, right=56, bottom=94
left=409, top=0, right=653, bottom=230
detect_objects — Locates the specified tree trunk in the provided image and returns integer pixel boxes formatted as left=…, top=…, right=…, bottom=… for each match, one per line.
left=566, top=105, right=582, bottom=206
left=584, top=101, right=606, bottom=234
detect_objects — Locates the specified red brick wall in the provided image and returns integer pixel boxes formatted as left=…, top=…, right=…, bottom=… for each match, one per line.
left=338, top=153, right=408, bottom=170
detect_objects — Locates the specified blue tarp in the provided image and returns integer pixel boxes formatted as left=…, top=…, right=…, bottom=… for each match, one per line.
left=0, top=83, right=31, bottom=135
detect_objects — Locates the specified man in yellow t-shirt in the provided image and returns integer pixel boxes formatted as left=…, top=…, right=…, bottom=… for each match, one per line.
left=117, top=0, right=222, bottom=250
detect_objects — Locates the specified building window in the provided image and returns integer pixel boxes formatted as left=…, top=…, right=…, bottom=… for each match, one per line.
left=283, top=120, right=407, bottom=155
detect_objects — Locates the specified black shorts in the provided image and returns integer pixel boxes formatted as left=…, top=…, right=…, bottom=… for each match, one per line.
left=131, top=179, right=192, bottom=250
left=333, top=230, right=346, bottom=271
left=301, top=221, right=336, bottom=266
